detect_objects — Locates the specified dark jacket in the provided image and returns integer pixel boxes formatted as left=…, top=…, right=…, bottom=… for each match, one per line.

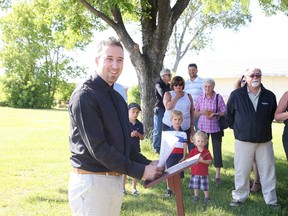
left=68, top=74, right=150, bottom=179
left=154, top=78, right=170, bottom=109
left=225, top=84, right=277, bottom=143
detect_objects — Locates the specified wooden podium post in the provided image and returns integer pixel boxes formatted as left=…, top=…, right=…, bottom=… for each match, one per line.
left=167, top=173, right=184, bottom=216
left=144, top=154, right=200, bottom=216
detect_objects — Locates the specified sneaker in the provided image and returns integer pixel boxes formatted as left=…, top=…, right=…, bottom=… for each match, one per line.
left=165, top=189, right=172, bottom=197
left=215, top=178, right=222, bottom=183
left=193, top=195, right=199, bottom=203
left=229, top=200, right=243, bottom=207
left=132, top=189, right=139, bottom=196
left=204, top=197, right=211, bottom=204
left=268, top=203, right=278, bottom=209
left=154, top=149, right=160, bottom=154
left=123, top=189, right=127, bottom=195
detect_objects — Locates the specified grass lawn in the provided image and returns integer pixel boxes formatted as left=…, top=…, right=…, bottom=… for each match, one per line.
left=0, top=107, right=287, bottom=215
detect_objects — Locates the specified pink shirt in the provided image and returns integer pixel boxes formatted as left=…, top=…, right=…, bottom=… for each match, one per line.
left=195, top=92, right=226, bottom=133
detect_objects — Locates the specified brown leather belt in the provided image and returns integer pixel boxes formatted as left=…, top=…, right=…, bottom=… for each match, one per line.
left=74, top=168, right=122, bottom=176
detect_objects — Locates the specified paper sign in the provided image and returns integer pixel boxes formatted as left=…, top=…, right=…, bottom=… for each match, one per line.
left=157, top=131, right=179, bottom=168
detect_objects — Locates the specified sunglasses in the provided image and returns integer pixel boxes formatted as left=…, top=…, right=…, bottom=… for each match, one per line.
left=247, top=74, right=261, bottom=79
left=174, top=83, right=183, bottom=87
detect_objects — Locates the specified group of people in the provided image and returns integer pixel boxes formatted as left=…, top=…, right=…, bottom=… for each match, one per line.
left=152, top=65, right=287, bottom=208
left=66, top=37, right=288, bottom=215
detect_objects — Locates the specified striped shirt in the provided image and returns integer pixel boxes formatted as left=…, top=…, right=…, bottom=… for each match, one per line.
left=184, top=77, right=204, bottom=106
left=167, top=129, right=187, bottom=154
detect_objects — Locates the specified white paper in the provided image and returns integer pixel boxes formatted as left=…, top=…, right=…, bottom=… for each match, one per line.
left=157, top=131, right=179, bottom=168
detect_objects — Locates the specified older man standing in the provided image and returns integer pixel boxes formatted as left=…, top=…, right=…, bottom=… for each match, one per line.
left=226, top=67, right=277, bottom=208
left=152, top=68, right=171, bottom=154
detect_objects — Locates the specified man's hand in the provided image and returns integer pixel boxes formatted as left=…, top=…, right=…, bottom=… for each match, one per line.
left=142, top=161, right=164, bottom=180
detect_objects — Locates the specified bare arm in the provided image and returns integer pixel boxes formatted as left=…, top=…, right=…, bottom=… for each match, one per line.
left=180, top=142, right=188, bottom=162
left=163, top=91, right=184, bottom=110
left=275, top=91, right=288, bottom=122
left=199, top=157, right=212, bottom=165
left=188, top=94, right=195, bottom=133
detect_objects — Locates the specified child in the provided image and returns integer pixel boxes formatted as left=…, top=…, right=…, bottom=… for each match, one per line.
left=165, top=110, right=188, bottom=197
left=188, top=131, right=212, bottom=204
left=123, top=102, right=144, bottom=196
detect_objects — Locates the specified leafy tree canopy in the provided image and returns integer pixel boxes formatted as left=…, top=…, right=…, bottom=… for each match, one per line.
left=0, top=0, right=98, bottom=108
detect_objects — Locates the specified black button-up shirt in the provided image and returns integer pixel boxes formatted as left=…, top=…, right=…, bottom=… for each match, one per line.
left=68, top=74, right=150, bottom=179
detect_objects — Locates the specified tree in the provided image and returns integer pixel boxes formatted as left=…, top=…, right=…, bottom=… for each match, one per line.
left=167, top=0, right=251, bottom=73
left=76, top=0, right=190, bottom=137
left=0, top=0, right=93, bottom=108
left=76, top=0, right=253, bottom=137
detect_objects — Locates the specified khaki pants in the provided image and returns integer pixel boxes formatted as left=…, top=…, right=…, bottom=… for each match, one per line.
left=68, top=172, right=124, bottom=216
left=232, top=139, right=277, bottom=205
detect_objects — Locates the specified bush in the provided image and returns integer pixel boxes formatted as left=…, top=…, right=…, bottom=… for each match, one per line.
left=127, top=85, right=140, bottom=105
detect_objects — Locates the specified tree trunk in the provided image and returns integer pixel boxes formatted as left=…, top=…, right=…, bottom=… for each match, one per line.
left=79, top=0, right=190, bottom=138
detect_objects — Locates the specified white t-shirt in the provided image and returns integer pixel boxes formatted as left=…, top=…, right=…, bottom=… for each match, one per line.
left=162, top=91, right=192, bottom=130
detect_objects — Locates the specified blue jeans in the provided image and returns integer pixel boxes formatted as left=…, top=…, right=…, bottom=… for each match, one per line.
left=152, top=107, right=165, bottom=151
left=188, top=117, right=199, bottom=153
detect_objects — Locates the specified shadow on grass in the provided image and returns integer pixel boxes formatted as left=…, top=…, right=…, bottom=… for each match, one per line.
left=27, top=195, right=67, bottom=204
left=121, top=154, right=287, bottom=215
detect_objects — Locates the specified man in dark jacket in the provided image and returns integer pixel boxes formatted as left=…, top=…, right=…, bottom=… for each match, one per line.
left=226, top=67, right=277, bottom=208
left=68, top=37, right=163, bottom=215
left=152, top=68, right=171, bottom=154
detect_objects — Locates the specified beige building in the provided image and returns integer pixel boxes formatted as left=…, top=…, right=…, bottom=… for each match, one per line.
left=184, top=58, right=288, bottom=103
left=214, top=75, right=288, bottom=103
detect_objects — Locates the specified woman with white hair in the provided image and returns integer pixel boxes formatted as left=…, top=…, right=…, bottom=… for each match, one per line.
left=194, top=78, right=225, bottom=183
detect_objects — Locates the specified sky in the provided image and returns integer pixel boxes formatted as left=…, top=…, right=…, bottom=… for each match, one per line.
left=77, top=0, right=288, bottom=87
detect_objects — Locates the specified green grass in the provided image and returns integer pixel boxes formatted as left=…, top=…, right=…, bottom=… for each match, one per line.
left=0, top=107, right=287, bottom=215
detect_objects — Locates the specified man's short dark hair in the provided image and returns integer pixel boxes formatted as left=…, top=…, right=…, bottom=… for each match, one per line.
left=96, top=37, right=123, bottom=57
left=188, top=63, right=197, bottom=69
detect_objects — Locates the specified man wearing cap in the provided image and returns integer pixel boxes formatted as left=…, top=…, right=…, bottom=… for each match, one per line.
left=152, top=68, right=171, bottom=154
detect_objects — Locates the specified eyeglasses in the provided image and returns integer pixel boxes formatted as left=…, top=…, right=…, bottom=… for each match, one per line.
left=165, top=74, right=171, bottom=77
left=247, top=74, right=261, bottom=79
left=174, top=83, right=183, bottom=87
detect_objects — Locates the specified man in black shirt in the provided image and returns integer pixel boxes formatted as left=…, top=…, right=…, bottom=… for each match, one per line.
left=68, top=37, right=163, bottom=215
left=152, top=68, right=171, bottom=154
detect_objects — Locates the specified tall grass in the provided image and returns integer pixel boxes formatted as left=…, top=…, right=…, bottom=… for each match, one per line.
left=0, top=107, right=287, bottom=215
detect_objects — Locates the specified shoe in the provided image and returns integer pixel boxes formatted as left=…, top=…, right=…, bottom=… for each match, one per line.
left=204, top=197, right=211, bottom=204
left=229, top=200, right=243, bottom=207
left=268, top=203, right=278, bottom=209
left=154, top=149, right=160, bottom=154
left=123, top=189, right=127, bottom=195
left=250, top=182, right=261, bottom=192
left=193, top=195, right=199, bottom=203
left=132, top=189, right=139, bottom=196
left=165, top=189, right=172, bottom=197
left=215, top=178, right=222, bottom=183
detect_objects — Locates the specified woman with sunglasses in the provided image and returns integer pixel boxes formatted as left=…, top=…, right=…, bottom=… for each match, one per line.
left=162, top=76, right=194, bottom=137
left=236, top=75, right=246, bottom=89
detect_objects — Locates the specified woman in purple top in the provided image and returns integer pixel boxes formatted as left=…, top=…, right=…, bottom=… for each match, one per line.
left=194, top=78, right=225, bottom=183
